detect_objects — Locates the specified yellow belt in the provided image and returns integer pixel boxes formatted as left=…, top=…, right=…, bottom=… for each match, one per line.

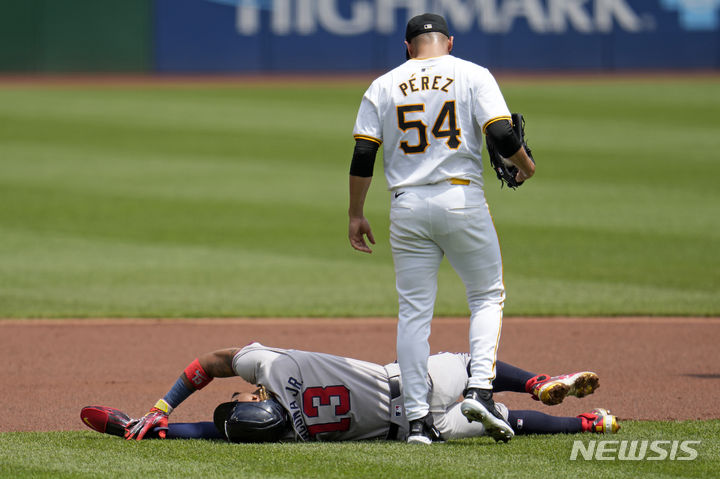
left=449, top=178, right=470, bottom=185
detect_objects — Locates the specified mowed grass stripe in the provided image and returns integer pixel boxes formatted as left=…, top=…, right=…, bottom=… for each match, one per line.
left=0, top=80, right=718, bottom=317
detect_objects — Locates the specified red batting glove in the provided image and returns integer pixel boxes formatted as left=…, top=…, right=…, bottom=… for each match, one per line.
left=124, top=408, right=169, bottom=441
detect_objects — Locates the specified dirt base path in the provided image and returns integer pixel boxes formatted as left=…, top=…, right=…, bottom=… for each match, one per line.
left=1, top=317, right=718, bottom=432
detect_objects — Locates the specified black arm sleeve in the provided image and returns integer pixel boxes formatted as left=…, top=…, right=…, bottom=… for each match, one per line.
left=349, top=138, right=380, bottom=177
left=486, top=119, right=522, bottom=158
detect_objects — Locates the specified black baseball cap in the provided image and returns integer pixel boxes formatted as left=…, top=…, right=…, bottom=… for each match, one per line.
left=405, top=13, right=450, bottom=42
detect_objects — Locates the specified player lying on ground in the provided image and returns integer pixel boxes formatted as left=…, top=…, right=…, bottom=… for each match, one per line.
left=81, top=342, right=618, bottom=443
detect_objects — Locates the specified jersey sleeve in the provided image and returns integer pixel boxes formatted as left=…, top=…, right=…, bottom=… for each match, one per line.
left=352, top=81, right=383, bottom=146
left=231, top=343, right=283, bottom=384
left=472, top=67, right=512, bottom=133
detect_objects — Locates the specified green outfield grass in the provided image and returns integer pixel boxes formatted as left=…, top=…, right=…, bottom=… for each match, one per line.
left=0, top=78, right=718, bottom=317
left=0, top=421, right=717, bottom=478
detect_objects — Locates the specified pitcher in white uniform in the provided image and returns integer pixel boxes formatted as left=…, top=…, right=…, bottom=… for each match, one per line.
left=348, top=13, right=536, bottom=443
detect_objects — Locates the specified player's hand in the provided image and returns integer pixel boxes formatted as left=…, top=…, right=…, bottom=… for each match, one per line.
left=124, top=408, right=168, bottom=441
left=349, top=216, right=375, bottom=253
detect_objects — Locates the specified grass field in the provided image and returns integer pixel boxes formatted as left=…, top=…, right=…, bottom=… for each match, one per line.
left=0, top=77, right=718, bottom=318
left=1, top=77, right=719, bottom=477
left=1, top=421, right=717, bottom=478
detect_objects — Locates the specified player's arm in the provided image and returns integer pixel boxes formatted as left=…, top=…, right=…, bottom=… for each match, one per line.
left=348, top=138, right=380, bottom=254
left=485, top=119, right=535, bottom=182
left=197, top=348, right=240, bottom=378
left=124, top=348, right=240, bottom=441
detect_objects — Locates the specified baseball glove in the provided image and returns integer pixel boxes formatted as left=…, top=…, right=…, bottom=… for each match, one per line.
left=486, top=113, right=534, bottom=189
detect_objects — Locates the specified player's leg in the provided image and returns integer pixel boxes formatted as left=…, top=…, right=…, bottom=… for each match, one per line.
left=390, top=189, right=443, bottom=442
left=433, top=354, right=533, bottom=394
left=425, top=354, right=542, bottom=427
left=436, top=406, right=619, bottom=438
left=434, top=401, right=510, bottom=440
left=432, top=402, right=487, bottom=439
left=432, top=186, right=512, bottom=441
left=393, top=238, right=442, bottom=420
left=81, top=406, right=224, bottom=440
left=508, top=410, right=583, bottom=435
left=166, top=422, right=225, bottom=440
left=442, top=354, right=540, bottom=394
left=427, top=352, right=473, bottom=410
left=493, top=360, right=537, bottom=393
left=446, top=354, right=542, bottom=394
left=527, top=371, right=600, bottom=405
left=494, top=359, right=600, bottom=405
left=434, top=192, right=504, bottom=391
left=508, top=409, right=619, bottom=435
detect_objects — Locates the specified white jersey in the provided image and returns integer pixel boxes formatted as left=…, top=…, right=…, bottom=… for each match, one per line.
left=353, top=55, right=511, bottom=190
left=231, top=343, right=485, bottom=441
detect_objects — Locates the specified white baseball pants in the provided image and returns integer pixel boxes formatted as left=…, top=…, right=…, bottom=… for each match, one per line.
left=390, top=181, right=505, bottom=421
left=425, top=352, right=508, bottom=439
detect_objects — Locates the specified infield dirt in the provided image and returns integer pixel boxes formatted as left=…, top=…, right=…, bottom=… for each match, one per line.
left=1, top=316, right=718, bottom=432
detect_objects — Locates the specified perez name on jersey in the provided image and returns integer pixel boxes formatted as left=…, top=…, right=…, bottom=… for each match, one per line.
left=398, top=75, right=454, bottom=97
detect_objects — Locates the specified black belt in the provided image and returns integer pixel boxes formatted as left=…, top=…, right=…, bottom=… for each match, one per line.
left=386, top=374, right=402, bottom=440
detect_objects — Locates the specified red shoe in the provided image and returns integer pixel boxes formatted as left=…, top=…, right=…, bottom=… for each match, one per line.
left=81, top=406, right=135, bottom=437
left=526, top=371, right=599, bottom=405
left=578, top=408, right=620, bottom=434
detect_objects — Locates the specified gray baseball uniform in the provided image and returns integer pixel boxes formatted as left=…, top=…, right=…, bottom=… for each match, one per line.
left=232, top=342, right=492, bottom=441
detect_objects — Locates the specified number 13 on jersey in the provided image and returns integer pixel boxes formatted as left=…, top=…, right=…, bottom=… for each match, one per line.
left=397, top=100, right=461, bottom=154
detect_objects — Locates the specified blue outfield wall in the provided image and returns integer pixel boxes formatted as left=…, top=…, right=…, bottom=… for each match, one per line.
left=153, top=0, right=720, bottom=72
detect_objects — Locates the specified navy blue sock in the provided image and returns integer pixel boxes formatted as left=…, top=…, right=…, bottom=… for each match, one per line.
left=507, top=410, right=583, bottom=435
left=165, top=422, right=225, bottom=440
left=493, top=361, right=535, bottom=393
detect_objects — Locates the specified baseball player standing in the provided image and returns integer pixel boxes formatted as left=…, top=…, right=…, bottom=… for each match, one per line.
left=348, top=13, right=535, bottom=444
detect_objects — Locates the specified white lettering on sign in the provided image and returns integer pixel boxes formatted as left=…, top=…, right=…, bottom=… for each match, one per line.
left=570, top=440, right=701, bottom=461
left=232, top=0, right=646, bottom=35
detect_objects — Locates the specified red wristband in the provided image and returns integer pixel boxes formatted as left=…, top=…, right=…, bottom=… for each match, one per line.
left=184, top=358, right=213, bottom=390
